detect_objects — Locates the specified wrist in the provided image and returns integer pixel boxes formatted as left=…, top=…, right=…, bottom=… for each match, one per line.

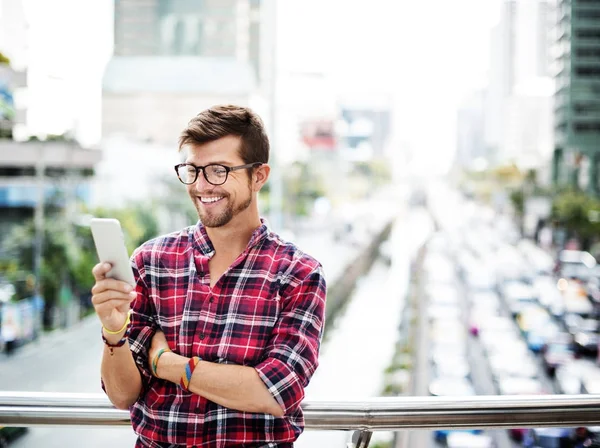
left=102, top=327, right=127, bottom=345
left=151, top=348, right=172, bottom=378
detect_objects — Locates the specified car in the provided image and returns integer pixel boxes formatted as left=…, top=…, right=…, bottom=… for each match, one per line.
left=555, top=359, right=600, bottom=395
left=526, top=320, right=562, bottom=353
left=488, top=352, right=539, bottom=380
left=522, top=427, right=572, bottom=448
left=429, top=377, right=476, bottom=397
left=445, top=432, right=494, bottom=448
left=541, top=333, right=575, bottom=376
left=502, top=281, right=538, bottom=317
left=432, top=354, right=471, bottom=379
left=557, top=250, right=597, bottom=281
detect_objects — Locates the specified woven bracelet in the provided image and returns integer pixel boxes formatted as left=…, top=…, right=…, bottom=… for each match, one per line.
left=179, top=356, right=201, bottom=392
left=101, top=325, right=131, bottom=356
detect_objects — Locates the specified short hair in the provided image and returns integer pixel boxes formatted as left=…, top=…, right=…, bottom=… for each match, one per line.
left=178, top=105, right=270, bottom=164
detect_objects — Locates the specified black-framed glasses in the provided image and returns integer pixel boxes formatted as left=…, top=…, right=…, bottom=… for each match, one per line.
left=174, top=162, right=263, bottom=186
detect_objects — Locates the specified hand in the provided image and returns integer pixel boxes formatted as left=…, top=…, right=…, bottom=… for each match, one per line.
left=148, top=330, right=170, bottom=377
left=91, top=262, right=136, bottom=339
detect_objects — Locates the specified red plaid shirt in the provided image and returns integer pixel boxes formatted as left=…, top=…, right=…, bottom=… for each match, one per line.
left=126, top=220, right=326, bottom=447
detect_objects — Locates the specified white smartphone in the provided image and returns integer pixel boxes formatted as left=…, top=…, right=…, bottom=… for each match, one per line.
left=90, top=218, right=136, bottom=287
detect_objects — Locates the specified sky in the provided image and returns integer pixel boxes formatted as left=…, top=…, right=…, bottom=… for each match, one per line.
left=3, top=0, right=500, bottom=172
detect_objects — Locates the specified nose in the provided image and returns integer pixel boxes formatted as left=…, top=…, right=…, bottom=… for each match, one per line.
left=191, top=169, right=214, bottom=191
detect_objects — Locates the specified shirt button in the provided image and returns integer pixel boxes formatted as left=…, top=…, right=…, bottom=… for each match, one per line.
left=209, top=297, right=214, bottom=303
left=194, top=407, right=201, bottom=414
left=200, top=334, right=205, bottom=340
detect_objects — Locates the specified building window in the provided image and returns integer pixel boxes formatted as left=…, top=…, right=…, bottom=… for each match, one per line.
left=575, top=47, right=600, bottom=58
left=575, top=65, right=600, bottom=77
left=575, top=29, right=600, bottom=41
left=573, top=121, right=600, bottom=133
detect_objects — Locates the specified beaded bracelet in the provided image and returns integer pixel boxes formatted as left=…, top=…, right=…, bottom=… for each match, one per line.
left=179, top=356, right=201, bottom=392
left=101, top=325, right=131, bottom=356
left=151, top=347, right=171, bottom=377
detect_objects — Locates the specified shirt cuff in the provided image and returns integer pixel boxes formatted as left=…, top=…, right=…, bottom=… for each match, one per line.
left=255, top=357, right=304, bottom=415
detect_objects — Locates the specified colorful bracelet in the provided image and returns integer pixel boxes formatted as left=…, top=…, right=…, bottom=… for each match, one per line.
left=102, top=311, right=132, bottom=335
left=179, top=356, right=201, bottom=392
left=151, top=347, right=171, bottom=377
left=101, top=325, right=131, bottom=356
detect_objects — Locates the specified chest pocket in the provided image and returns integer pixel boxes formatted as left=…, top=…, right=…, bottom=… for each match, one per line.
left=217, top=294, right=281, bottom=365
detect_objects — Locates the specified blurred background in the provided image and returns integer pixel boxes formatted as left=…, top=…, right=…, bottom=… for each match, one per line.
left=1, top=0, right=600, bottom=447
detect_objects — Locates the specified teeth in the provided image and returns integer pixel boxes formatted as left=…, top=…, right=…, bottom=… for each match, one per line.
left=200, top=196, right=223, bottom=203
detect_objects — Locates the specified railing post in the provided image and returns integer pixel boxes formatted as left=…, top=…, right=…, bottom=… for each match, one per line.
left=347, top=429, right=372, bottom=448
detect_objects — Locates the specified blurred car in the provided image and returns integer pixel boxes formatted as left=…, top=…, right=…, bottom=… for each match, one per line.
left=429, top=377, right=476, bottom=397
left=573, top=331, right=599, bottom=358
left=499, top=377, right=546, bottom=442
left=501, top=281, right=538, bottom=317
left=445, top=432, right=495, bottom=448
left=534, top=275, right=565, bottom=318
left=522, top=427, right=571, bottom=448
left=429, top=377, right=481, bottom=444
left=464, top=264, right=497, bottom=292
left=432, top=354, right=471, bottom=379
left=489, top=352, right=539, bottom=380
left=498, top=377, right=545, bottom=395
left=555, top=359, right=600, bottom=395
left=526, top=320, right=562, bottom=353
left=541, top=333, right=575, bottom=376
left=556, top=250, right=597, bottom=281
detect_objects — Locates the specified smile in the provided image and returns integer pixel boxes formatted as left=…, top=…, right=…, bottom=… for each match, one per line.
left=200, top=196, right=224, bottom=204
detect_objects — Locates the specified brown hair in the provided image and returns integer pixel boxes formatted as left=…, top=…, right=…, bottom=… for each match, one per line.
left=178, top=105, right=270, bottom=164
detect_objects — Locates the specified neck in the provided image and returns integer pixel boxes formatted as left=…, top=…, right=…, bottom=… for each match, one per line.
left=205, top=206, right=262, bottom=257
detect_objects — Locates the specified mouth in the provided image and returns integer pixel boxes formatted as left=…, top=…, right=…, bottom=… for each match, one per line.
left=199, top=196, right=225, bottom=206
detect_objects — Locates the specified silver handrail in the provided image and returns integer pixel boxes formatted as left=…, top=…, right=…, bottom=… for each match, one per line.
left=1, top=392, right=600, bottom=430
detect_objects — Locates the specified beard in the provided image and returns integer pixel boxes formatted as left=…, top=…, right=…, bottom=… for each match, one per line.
left=195, top=187, right=253, bottom=228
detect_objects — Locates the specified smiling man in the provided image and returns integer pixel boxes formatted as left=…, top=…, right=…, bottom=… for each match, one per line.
left=91, top=105, right=327, bottom=447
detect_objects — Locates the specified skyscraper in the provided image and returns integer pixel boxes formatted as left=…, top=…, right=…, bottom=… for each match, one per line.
left=113, top=0, right=262, bottom=79
left=552, top=0, right=600, bottom=194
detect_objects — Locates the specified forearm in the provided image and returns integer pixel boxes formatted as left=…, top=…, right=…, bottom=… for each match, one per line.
left=157, top=352, right=284, bottom=417
left=101, top=332, right=143, bottom=410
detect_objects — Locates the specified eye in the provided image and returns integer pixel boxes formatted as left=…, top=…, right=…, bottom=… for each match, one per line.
left=210, top=166, right=227, bottom=176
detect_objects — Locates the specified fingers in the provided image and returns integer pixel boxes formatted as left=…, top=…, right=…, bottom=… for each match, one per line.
left=91, top=277, right=134, bottom=296
left=91, top=288, right=136, bottom=306
left=92, top=262, right=111, bottom=281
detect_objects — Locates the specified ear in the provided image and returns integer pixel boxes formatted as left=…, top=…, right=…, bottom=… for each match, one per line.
left=252, top=164, right=271, bottom=192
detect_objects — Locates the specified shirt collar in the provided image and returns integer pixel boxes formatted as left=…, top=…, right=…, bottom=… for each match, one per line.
left=191, top=218, right=270, bottom=256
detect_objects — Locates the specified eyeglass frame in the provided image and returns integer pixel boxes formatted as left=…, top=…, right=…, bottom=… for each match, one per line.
left=174, top=162, right=264, bottom=186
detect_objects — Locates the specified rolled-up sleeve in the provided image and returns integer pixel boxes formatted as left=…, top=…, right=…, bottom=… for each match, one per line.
left=255, top=265, right=326, bottom=415
left=128, top=248, right=157, bottom=394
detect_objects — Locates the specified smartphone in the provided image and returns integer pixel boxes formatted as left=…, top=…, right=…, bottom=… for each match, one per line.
left=90, top=218, right=136, bottom=287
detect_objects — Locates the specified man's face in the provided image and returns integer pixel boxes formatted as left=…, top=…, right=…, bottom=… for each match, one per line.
left=183, top=136, right=254, bottom=228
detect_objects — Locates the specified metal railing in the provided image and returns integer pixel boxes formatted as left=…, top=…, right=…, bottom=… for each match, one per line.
left=2, top=392, right=600, bottom=448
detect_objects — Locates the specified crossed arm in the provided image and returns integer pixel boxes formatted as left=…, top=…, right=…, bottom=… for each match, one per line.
left=148, top=331, right=284, bottom=416
left=104, top=263, right=326, bottom=416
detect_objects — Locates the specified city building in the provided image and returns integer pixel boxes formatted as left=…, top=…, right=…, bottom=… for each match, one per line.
left=456, top=89, right=487, bottom=171
left=0, top=4, right=101, bottom=252
left=485, top=0, right=555, bottom=172
left=552, top=0, right=600, bottom=195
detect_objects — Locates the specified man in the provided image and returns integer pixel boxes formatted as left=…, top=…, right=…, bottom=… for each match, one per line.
left=91, top=105, right=326, bottom=447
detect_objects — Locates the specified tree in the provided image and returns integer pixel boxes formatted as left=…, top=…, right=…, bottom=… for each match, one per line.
left=551, top=189, right=600, bottom=250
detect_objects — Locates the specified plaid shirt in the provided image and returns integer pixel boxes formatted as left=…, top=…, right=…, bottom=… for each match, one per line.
left=126, top=220, right=326, bottom=447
